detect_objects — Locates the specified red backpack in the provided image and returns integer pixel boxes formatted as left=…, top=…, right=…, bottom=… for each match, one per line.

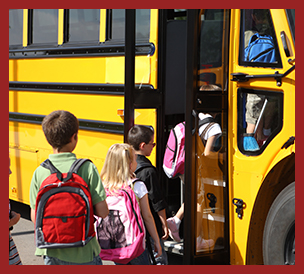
left=35, top=158, right=96, bottom=249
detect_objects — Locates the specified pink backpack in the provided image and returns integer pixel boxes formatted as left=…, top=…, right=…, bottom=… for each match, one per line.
left=163, top=118, right=216, bottom=179
left=163, top=122, right=186, bottom=178
left=95, top=180, right=145, bottom=264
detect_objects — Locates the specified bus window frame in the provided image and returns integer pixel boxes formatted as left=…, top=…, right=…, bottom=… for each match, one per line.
left=105, top=9, right=151, bottom=45
left=27, top=9, right=59, bottom=48
left=238, top=9, right=283, bottom=69
left=62, top=9, right=101, bottom=46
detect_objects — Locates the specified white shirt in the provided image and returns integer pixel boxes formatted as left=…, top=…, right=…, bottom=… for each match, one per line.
left=198, top=113, right=222, bottom=141
left=132, top=180, right=148, bottom=199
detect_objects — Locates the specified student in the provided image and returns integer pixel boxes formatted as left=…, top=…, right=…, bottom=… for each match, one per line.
left=166, top=85, right=222, bottom=250
left=128, top=126, right=169, bottom=265
left=29, top=110, right=109, bottom=265
left=100, top=143, right=162, bottom=265
left=9, top=158, right=22, bottom=265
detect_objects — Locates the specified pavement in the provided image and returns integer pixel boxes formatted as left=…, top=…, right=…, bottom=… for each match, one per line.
left=10, top=200, right=181, bottom=265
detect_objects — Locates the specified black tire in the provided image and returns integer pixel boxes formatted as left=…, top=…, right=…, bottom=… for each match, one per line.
left=263, top=182, right=295, bottom=265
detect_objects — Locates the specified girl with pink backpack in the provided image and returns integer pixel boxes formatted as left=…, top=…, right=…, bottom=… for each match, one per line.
left=96, top=143, right=162, bottom=265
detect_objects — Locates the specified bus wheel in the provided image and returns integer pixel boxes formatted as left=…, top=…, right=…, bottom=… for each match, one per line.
left=263, top=182, right=295, bottom=265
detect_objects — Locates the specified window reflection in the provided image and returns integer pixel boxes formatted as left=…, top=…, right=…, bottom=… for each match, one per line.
left=238, top=89, right=283, bottom=155
left=9, top=9, right=23, bottom=47
left=240, top=9, right=280, bottom=66
left=32, top=9, right=58, bottom=45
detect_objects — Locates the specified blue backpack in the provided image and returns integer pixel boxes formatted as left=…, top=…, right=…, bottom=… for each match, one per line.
left=245, top=33, right=276, bottom=63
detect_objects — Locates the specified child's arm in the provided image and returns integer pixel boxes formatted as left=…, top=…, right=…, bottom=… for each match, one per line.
left=30, top=208, right=35, bottom=223
left=139, top=194, right=162, bottom=257
left=157, top=209, right=169, bottom=240
left=94, top=200, right=109, bottom=218
left=203, top=135, right=218, bottom=157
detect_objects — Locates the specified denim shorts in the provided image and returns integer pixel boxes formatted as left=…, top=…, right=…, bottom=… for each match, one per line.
left=44, top=255, right=103, bottom=265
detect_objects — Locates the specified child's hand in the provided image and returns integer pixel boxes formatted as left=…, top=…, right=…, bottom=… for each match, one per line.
left=154, top=240, right=162, bottom=258
left=162, top=224, right=169, bottom=240
left=9, top=211, right=21, bottom=228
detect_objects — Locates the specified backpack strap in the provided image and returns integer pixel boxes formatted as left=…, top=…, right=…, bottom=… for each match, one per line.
left=200, top=122, right=216, bottom=146
left=130, top=178, right=142, bottom=206
left=64, top=159, right=91, bottom=182
left=135, top=162, right=154, bottom=174
left=198, top=117, right=216, bottom=128
left=40, top=159, right=62, bottom=181
left=69, top=158, right=91, bottom=174
left=40, top=158, right=91, bottom=182
left=128, top=178, right=157, bottom=265
left=121, top=188, right=143, bottom=233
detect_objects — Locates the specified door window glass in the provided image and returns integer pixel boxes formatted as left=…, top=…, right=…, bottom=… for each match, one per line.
left=238, top=89, right=283, bottom=155
left=239, top=9, right=281, bottom=67
left=195, top=9, right=228, bottom=254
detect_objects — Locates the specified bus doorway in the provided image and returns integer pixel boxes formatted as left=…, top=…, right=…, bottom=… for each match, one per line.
left=161, top=9, right=230, bottom=264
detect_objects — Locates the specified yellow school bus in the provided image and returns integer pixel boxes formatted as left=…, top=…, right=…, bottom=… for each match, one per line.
left=9, top=9, right=295, bottom=265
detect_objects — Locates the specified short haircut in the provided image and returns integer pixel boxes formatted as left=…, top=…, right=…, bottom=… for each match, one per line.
left=42, top=110, right=79, bottom=150
left=127, top=125, right=154, bottom=151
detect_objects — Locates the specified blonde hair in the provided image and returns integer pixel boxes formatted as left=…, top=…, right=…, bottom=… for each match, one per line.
left=100, top=143, right=136, bottom=194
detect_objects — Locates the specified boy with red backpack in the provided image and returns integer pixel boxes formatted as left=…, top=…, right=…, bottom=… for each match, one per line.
left=29, top=110, right=109, bottom=265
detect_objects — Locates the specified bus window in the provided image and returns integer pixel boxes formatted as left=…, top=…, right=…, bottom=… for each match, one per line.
left=198, top=9, right=225, bottom=88
left=238, top=89, right=283, bottom=155
left=109, top=9, right=150, bottom=41
left=31, top=9, right=58, bottom=45
left=9, top=9, right=23, bottom=48
left=67, top=9, right=100, bottom=43
left=239, top=9, right=282, bottom=67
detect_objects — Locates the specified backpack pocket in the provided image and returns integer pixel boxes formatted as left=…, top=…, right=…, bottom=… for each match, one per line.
left=96, top=210, right=127, bottom=249
left=42, top=213, right=86, bottom=244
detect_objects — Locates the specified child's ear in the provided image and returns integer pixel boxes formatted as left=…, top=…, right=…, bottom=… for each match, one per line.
left=139, top=142, right=146, bottom=151
left=70, top=133, right=78, bottom=142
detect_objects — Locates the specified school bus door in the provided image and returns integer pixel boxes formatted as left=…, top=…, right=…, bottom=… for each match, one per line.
left=229, top=9, right=295, bottom=265
left=183, top=9, right=230, bottom=265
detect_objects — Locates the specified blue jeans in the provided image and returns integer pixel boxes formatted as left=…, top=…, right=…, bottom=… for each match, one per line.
left=44, top=255, right=103, bottom=265
left=115, top=249, right=151, bottom=265
left=149, top=237, right=168, bottom=265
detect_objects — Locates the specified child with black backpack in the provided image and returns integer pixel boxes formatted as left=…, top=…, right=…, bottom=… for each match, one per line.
left=128, top=125, right=169, bottom=265
left=29, top=110, right=109, bottom=265
left=97, top=143, right=162, bottom=265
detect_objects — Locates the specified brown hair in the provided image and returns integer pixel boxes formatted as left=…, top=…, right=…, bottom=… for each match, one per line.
left=127, top=125, right=154, bottom=151
left=42, top=110, right=79, bottom=150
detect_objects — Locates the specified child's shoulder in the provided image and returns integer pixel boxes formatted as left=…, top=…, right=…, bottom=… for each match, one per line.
left=136, top=155, right=155, bottom=171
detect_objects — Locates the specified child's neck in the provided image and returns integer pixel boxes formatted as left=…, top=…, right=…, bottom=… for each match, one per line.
left=53, top=144, right=74, bottom=154
left=135, top=151, right=146, bottom=156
